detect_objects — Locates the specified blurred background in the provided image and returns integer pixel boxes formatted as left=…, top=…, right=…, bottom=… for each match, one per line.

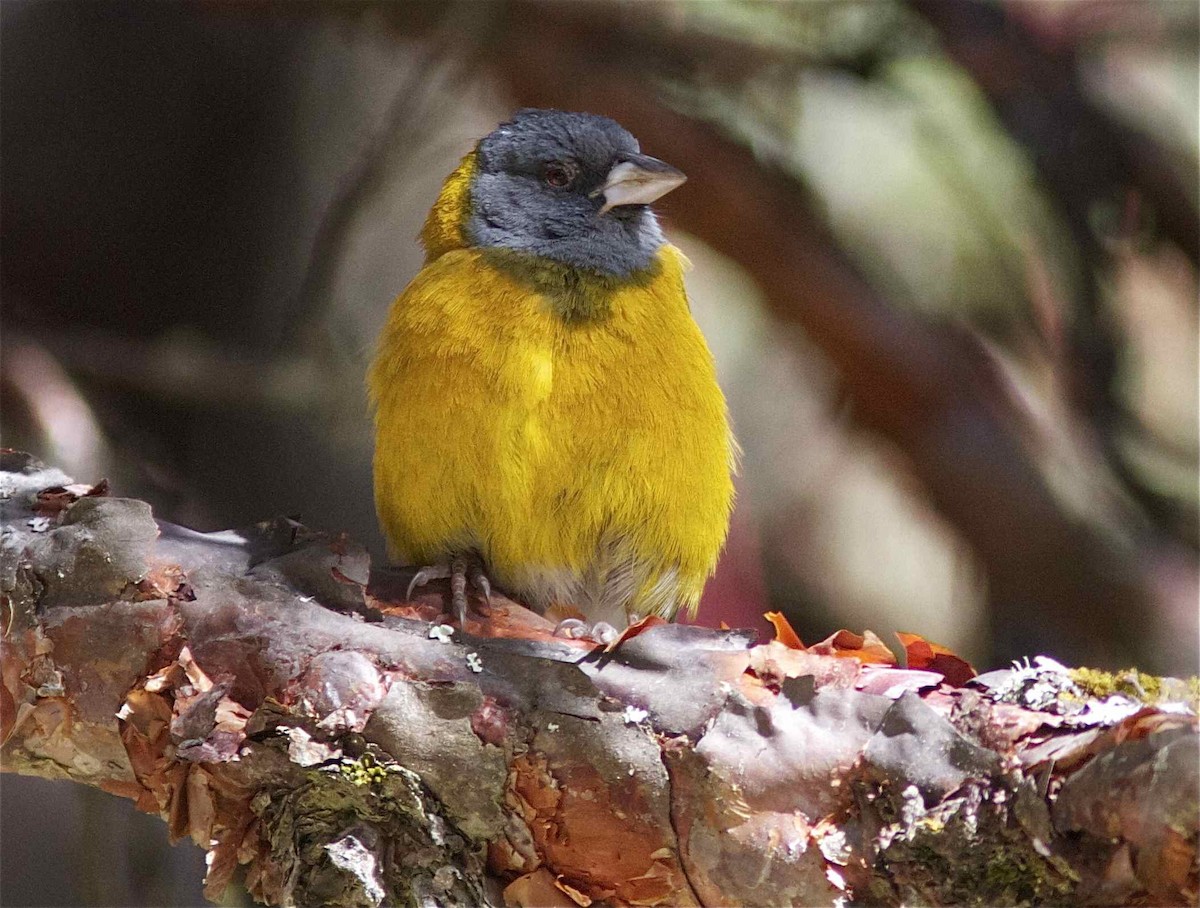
left=1, top=1, right=1196, bottom=904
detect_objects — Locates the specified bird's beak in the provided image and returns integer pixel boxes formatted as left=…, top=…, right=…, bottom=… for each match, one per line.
left=591, top=152, right=686, bottom=215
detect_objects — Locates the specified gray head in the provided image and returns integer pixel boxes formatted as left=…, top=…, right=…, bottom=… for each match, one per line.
left=466, top=109, right=686, bottom=278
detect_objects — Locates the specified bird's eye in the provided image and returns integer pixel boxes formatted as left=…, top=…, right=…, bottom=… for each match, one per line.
left=542, top=161, right=577, bottom=189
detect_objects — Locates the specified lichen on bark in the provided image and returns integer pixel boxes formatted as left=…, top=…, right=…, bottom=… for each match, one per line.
left=247, top=745, right=491, bottom=908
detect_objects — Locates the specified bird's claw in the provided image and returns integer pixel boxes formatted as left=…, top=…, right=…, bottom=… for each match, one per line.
left=406, top=565, right=450, bottom=602
left=554, top=618, right=589, bottom=639
left=471, top=567, right=491, bottom=605
left=553, top=618, right=619, bottom=645
left=591, top=621, right=619, bottom=645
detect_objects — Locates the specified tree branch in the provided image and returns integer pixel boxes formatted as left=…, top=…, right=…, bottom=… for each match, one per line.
left=2, top=452, right=1196, bottom=906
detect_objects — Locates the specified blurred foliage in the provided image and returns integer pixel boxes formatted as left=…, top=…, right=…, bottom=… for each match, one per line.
left=680, top=0, right=929, bottom=62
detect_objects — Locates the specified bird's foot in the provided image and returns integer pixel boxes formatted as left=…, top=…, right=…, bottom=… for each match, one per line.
left=406, top=555, right=492, bottom=625
left=554, top=618, right=619, bottom=645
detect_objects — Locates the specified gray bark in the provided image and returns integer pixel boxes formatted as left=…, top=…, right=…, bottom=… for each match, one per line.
left=2, top=452, right=1196, bottom=906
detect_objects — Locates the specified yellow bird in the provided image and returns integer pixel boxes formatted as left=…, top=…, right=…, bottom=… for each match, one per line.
left=368, top=109, right=735, bottom=632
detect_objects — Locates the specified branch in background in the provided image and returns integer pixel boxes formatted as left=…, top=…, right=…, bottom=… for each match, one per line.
left=2, top=328, right=328, bottom=413
left=3, top=455, right=1197, bottom=906
left=469, top=0, right=1194, bottom=670
left=0, top=338, right=115, bottom=481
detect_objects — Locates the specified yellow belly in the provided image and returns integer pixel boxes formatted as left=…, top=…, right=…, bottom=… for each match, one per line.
left=368, top=245, right=735, bottom=622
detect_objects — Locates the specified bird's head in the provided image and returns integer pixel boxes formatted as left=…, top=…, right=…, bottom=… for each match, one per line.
left=424, top=109, right=686, bottom=279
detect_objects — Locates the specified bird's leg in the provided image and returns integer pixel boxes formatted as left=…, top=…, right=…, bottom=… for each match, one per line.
left=405, top=553, right=492, bottom=625
left=468, top=562, right=492, bottom=615
left=449, top=555, right=468, bottom=625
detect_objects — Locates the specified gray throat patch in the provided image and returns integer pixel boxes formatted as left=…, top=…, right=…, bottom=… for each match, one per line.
left=478, top=247, right=662, bottom=323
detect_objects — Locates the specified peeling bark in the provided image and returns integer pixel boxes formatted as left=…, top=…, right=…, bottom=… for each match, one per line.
left=2, top=452, right=1197, bottom=907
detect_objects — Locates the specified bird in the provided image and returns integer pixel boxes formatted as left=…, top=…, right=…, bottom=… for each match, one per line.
left=368, top=108, right=735, bottom=633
